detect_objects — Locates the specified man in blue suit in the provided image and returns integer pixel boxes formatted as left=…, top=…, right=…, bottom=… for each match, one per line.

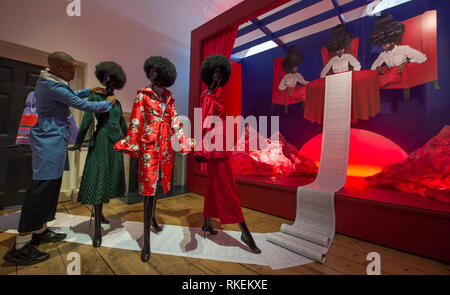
left=4, top=52, right=116, bottom=265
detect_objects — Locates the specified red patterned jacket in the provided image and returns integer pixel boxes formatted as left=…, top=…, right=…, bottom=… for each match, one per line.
left=115, top=86, right=193, bottom=196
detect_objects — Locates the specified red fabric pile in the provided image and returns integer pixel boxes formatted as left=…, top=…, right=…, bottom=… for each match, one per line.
left=366, top=125, right=450, bottom=203
left=230, top=126, right=318, bottom=177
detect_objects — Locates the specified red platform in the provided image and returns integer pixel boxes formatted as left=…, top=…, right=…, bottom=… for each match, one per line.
left=189, top=172, right=450, bottom=263
left=188, top=0, right=448, bottom=263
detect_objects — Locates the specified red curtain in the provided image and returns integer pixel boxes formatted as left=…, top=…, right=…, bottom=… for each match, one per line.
left=202, top=27, right=238, bottom=60
left=201, top=25, right=240, bottom=117
left=202, top=27, right=239, bottom=93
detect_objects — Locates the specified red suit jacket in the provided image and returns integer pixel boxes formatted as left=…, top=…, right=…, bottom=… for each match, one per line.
left=195, top=89, right=232, bottom=160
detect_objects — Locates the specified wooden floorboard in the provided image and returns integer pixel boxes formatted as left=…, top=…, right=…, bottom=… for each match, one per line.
left=0, top=193, right=448, bottom=275
left=0, top=232, right=17, bottom=275
left=96, top=246, right=160, bottom=275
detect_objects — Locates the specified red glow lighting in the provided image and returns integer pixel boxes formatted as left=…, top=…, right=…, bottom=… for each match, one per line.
left=299, top=129, right=408, bottom=177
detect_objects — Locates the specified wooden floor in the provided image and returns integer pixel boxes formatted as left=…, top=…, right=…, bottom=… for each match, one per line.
left=0, top=193, right=449, bottom=275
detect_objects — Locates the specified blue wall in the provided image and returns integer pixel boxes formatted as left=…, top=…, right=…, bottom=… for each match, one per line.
left=239, top=0, right=450, bottom=154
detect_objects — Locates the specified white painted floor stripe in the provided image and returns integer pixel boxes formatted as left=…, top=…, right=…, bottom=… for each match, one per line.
left=0, top=212, right=313, bottom=270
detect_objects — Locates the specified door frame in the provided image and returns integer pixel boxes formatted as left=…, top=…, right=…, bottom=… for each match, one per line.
left=0, top=39, right=87, bottom=203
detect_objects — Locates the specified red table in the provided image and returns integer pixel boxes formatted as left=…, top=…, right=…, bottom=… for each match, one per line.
left=304, top=70, right=380, bottom=124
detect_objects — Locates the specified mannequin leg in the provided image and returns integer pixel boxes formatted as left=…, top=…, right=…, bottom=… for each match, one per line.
left=151, top=196, right=162, bottom=232
left=90, top=204, right=109, bottom=224
left=101, top=204, right=109, bottom=224
left=141, top=195, right=155, bottom=262
left=93, top=204, right=102, bottom=248
left=201, top=217, right=217, bottom=238
left=238, top=221, right=261, bottom=254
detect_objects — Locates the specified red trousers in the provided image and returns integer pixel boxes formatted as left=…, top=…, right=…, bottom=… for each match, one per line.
left=205, top=157, right=245, bottom=224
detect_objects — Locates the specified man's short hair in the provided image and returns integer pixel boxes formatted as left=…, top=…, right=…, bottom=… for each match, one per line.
left=48, top=51, right=75, bottom=68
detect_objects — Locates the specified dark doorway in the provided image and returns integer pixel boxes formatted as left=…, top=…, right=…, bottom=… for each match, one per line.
left=0, top=56, right=44, bottom=208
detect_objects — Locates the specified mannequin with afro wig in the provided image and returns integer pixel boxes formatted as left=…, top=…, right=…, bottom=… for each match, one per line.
left=144, top=56, right=177, bottom=88
left=200, top=54, right=231, bottom=90
left=370, top=14, right=426, bottom=77
left=278, top=45, right=309, bottom=100
left=72, top=61, right=129, bottom=248
left=194, top=54, right=261, bottom=254
left=114, top=56, right=194, bottom=262
left=320, top=25, right=361, bottom=77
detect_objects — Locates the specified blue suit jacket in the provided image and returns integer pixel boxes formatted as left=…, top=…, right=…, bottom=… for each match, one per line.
left=31, top=76, right=112, bottom=180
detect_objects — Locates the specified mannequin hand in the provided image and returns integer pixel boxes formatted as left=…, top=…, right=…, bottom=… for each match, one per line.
left=106, top=95, right=116, bottom=105
left=376, top=67, right=384, bottom=75
left=288, top=88, right=293, bottom=97
left=90, top=87, right=107, bottom=95
left=397, top=65, right=407, bottom=74
left=194, top=154, right=207, bottom=163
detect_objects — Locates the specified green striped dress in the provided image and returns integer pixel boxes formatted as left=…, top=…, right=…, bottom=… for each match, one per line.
left=75, top=94, right=128, bottom=205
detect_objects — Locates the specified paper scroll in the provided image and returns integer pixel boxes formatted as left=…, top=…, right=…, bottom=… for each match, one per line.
left=267, top=71, right=352, bottom=265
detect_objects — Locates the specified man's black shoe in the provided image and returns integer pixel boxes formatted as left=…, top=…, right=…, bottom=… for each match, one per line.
left=3, top=243, right=50, bottom=265
left=32, top=229, right=67, bottom=245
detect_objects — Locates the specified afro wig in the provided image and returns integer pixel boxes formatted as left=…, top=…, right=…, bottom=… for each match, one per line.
left=326, top=24, right=353, bottom=52
left=200, top=54, right=231, bottom=87
left=143, top=56, right=177, bottom=88
left=95, top=61, right=127, bottom=90
left=369, top=14, right=405, bottom=46
left=282, top=45, right=304, bottom=73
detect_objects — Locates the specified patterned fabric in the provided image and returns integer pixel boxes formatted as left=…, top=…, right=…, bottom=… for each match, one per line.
left=371, top=45, right=427, bottom=70
left=115, top=86, right=194, bottom=196
left=16, top=92, right=38, bottom=145
left=320, top=53, right=361, bottom=78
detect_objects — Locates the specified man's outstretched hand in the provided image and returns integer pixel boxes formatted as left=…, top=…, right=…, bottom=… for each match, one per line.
left=90, top=87, right=107, bottom=95
left=106, top=95, right=116, bottom=105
